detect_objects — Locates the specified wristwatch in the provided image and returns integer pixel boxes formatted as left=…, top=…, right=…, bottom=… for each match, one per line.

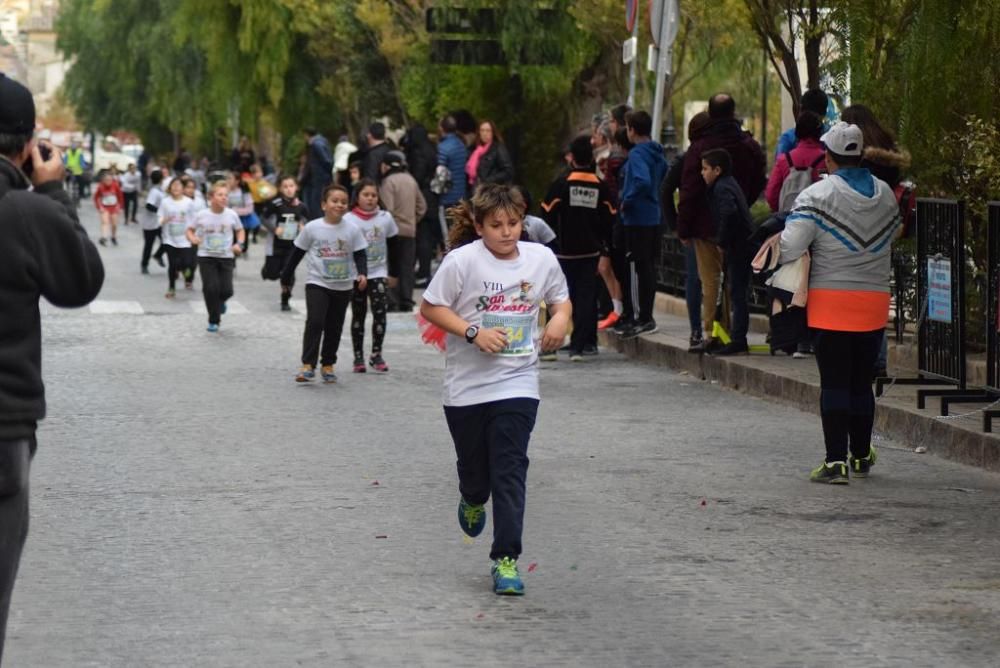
left=465, top=325, right=480, bottom=344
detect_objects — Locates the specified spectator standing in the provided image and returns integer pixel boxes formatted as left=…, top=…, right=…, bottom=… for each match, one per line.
left=380, top=151, right=427, bottom=312
left=230, top=136, right=255, bottom=175
left=0, top=74, right=104, bottom=661
left=619, top=110, right=668, bottom=338
left=779, top=122, right=901, bottom=484
left=774, top=89, right=830, bottom=157
left=362, top=122, right=393, bottom=182
left=765, top=111, right=827, bottom=213
left=401, top=124, right=440, bottom=287
left=436, top=114, right=468, bottom=235
left=300, top=127, right=334, bottom=219
left=466, top=120, right=514, bottom=188
left=676, top=93, right=766, bottom=348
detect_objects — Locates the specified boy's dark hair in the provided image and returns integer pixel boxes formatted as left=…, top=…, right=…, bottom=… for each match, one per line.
left=794, top=111, right=823, bottom=142
left=610, top=103, right=632, bottom=126
left=278, top=173, right=298, bottom=186
left=701, top=148, right=732, bottom=176
left=304, top=127, right=317, bottom=137
left=322, top=183, right=349, bottom=202
left=439, top=115, right=457, bottom=133
left=368, top=122, right=386, bottom=140
left=613, top=128, right=633, bottom=151
left=827, top=151, right=862, bottom=168
left=569, top=134, right=593, bottom=166
left=801, top=89, right=828, bottom=117
left=708, top=93, right=736, bottom=120
left=150, top=169, right=164, bottom=185
left=625, top=110, right=652, bottom=137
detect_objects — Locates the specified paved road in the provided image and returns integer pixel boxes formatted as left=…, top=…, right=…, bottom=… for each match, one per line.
left=7, top=204, right=1000, bottom=667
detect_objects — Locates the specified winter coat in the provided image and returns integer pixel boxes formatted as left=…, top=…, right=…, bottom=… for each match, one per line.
left=707, top=174, right=754, bottom=250
left=620, top=140, right=668, bottom=227
left=362, top=141, right=393, bottom=183
left=437, top=133, right=468, bottom=206
left=0, top=156, right=104, bottom=439
left=676, top=118, right=766, bottom=240
left=659, top=153, right=684, bottom=232
left=860, top=146, right=910, bottom=190
left=403, top=125, right=438, bottom=211
left=475, top=141, right=514, bottom=186
left=303, top=134, right=334, bottom=187
left=380, top=169, right=428, bottom=237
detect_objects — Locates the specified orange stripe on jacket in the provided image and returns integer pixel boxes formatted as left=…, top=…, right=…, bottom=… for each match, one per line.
left=807, top=289, right=890, bottom=332
left=567, top=171, right=600, bottom=183
left=540, top=198, right=560, bottom=212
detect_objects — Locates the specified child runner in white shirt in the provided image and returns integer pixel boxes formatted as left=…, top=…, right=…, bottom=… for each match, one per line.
left=344, top=179, right=399, bottom=373
left=141, top=170, right=166, bottom=273
left=185, top=182, right=245, bottom=332
left=181, top=176, right=206, bottom=288
left=420, top=184, right=571, bottom=596
left=280, top=185, right=368, bottom=383
left=159, top=178, right=196, bottom=298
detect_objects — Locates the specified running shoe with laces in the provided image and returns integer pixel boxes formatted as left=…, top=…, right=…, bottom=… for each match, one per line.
left=457, top=498, right=486, bottom=537
left=165, top=289, right=176, bottom=299
left=849, top=445, right=878, bottom=478
left=491, top=557, right=524, bottom=596
left=206, top=323, right=219, bottom=333
left=539, top=351, right=558, bottom=362
left=295, top=365, right=315, bottom=382
left=321, top=365, right=337, bottom=383
left=810, top=460, right=849, bottom=484
left=352, top=357, right=366, bottom=373
left=597, top=311, right=620, bottom=330
left=369, top=355, right=389, bottom=373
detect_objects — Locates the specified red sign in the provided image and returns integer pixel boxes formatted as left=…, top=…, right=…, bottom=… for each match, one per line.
left=626, top=0, right=638, bottom=32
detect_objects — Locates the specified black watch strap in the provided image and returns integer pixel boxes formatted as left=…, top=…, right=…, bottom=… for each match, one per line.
left=465, top=325, right=479, bottom=344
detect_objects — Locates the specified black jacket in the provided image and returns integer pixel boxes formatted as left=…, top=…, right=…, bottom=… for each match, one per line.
left=659, top=152, right=685, bottom=232
left=362, top=142, right=394, bottom=182
left=476, top=142, right=514, bottom=185
left=402, top=125, right=438, bottom=212
left=541, top=168, right=615, bottom=257
left=706, top=174, right=754, bottom=251
left=0, top=156, right=104, bottom=439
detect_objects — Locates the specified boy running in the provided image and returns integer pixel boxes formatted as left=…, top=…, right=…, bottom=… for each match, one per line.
left=185, top=182, right=245, bottom=332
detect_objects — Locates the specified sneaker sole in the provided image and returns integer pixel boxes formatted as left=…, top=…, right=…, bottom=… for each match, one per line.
left=811, top=476, right=849, bottom=484
left=295, top=377, right=313, bottom=383
left=494, top=586, right=525, bottom=596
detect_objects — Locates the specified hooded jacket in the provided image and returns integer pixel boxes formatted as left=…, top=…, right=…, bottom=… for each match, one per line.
left=677, top=118, right=766, bottom=240
left=437, top=133, right=468, bottom=207
left=860, top=146, right=910, bottom=190
left=620, top=140, right=668, bottom=227
left=0, top=156, right=105, bottom=439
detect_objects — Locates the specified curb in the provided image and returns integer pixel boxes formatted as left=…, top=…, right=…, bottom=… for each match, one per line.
left=600, top=328, right=1000, bottom=473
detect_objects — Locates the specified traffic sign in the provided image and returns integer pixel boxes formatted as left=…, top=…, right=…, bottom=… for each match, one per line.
left=648, top=0, right=679, bottom=47
left=626, top=0, right=638, bottom=32
left=622, top=36, right=637, bottom=64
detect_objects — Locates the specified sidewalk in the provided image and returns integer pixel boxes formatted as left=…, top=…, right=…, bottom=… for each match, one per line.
left=600, top=294, right=1000, bottom=472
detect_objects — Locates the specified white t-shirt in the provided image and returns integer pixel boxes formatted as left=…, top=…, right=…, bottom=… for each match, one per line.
left=523, top=215, right=556, bottom=245
left=343, top=210, right=399, bottom=280
left=159, top=196, right=196, bottom=248
left=187, top=208, right=244, bottom=258
left=142, top=186, right=164, bottom=231
left=190, top=190, right=207, bottom=213
left=422, top=240, right=569, bottom=407
left=119, top=171, right=141, bottom=193
left=294, top=218, right=368, bottom=290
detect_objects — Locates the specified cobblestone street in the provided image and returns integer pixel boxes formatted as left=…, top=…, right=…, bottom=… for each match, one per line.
left=6, top=207, right=1000, bottom=667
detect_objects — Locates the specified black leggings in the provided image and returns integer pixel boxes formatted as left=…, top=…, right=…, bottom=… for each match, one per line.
left=199, top=257, right=235, bottom=325
left=303, top=284, right=352, bottom=366
left=0, top=438, right=33, bottom=664
left=814, top=329, right=882, bottom=462
left=351, top=277, right=389, bottom=359
left=141, top=229, right=161, bottom=268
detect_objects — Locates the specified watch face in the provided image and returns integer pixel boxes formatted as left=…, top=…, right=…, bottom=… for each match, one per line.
left=466, top=326, right=478, bottom=340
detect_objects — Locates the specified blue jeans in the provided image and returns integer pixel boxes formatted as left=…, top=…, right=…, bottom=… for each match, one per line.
left=726, top=247, right=752, bottom=345
left=444, top=398, right=538, bottom=560
left=685, top=243, right=702, bottom=336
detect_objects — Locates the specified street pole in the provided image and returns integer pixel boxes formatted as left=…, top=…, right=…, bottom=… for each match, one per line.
left=650, top=0, right=678, bottom=142
left=627, top=7, right=639, bottom=107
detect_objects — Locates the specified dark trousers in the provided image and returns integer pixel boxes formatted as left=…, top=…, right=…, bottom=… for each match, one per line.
left=0, top=438, right=33, bottom=664
left=444, top=398, right=538, bottom=561
left=198, top=257, right=235, bottom=325
left=123, top=191, right=138, bottom=221
left=612, top=224, right=633, bottom=323
left=814, top=329, right=883, bottom=463
left=416, top=215, right=443, bottom=280
left=625, top=225, right=660, bottom=324
left=725, top=246, right=752, bottom=345
left=559, top=256, right=599, bottom=353
left=141, top=229, right=162, bottom=269
left=165, top=246, right=194, bottom=290
left=262, top=249, right=295, bottom=303
left=303, top=284, right=351, bottom=366
left=685, top=242, right=702, bottom=336
left=390, top=236, right=417, bottom=310
left=351, top=277, right=389, bottom=359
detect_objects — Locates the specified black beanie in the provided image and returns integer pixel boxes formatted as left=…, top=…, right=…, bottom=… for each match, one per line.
left=0, top=74, right=36, bottom=135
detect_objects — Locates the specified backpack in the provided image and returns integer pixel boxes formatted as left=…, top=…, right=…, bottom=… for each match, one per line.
left=778, top=152, right=825, bottom=212
left=429, top=164, right=452, bottom=195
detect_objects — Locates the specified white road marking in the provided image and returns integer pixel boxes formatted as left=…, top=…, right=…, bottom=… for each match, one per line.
left=89, top=300, right=145, bottom=315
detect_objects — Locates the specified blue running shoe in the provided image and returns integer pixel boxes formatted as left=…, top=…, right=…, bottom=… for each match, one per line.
left=220, top=301, right=228, bottom=315
left=458, top=498, right=486, bottom=537
left=320, top=365, right=337, bottom=383
left=295, top=365, right=315, bottom=382
left=206, top=323, right=219, bottom=333
left=492, top=557, right=524, bottom=596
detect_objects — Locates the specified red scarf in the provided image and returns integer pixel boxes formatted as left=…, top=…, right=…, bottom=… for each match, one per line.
left=351, top=206, right=377, bottom=220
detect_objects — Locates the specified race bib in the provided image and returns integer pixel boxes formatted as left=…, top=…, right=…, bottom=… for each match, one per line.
left=321, top=256, right=350, bottom=280
left=101, top=194, right=118, bottom=207
left=481, top=312, right=535, bottom=357
left=280, top=222, right=299, bottom=241
left=368, top=236, right=387, bottom=266
left=204, top=232, right=227, bottom=253
left=167, top=222, right=186, bottom=238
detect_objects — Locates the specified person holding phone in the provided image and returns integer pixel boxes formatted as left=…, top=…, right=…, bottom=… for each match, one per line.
left=0, top=73, right=105, bottom=662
